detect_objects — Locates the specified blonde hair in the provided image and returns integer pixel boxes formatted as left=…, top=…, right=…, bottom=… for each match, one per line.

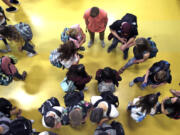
left=155, top=70, right=167, bottom=82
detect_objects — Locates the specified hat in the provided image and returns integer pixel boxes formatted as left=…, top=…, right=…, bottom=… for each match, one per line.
left=121, top=22, right=132, bottom=35
left=1, top=56, right=17, bottom=75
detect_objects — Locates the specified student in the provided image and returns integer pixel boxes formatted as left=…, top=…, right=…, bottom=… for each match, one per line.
left=66, top=64, right=92, bottom=91
left=129, top=60, right=172, bottom=89
left=2, top=0, right=20, bottom=12
left=61, top=24, right=86, bottom=49
left=119, top=37, right=158, bottom=74
left=127, top=92, right=160, bottom=122
left=63, top=100, right=92, bottom=127
left=38, top=97, right=67, bottom=129
left=0, top=56, right=27, bottom=86
left=95, top=67, right=122, bottom=93
left=170, top=89, right=180, bottom=97
left=0, top=23, right=37, bottom=56
left=90, top=93, right=119, bottom=123
left=84, top=7, right=108, bottom=48
left=158, top=96, right=180, bottom=119
left=50, top=41, right=80, bottom=69
left=0, top=97, right=21, bottom=118
left=107, top=13, right=138, bottom=60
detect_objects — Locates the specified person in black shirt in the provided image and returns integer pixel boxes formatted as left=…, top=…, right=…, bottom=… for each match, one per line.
left=129, top=60, right=172, bottom=89
left=107, top=13, right=138, bottom=59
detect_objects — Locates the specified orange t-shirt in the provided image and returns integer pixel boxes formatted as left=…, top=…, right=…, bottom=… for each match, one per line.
left=83, top=8, right=108, bottom=32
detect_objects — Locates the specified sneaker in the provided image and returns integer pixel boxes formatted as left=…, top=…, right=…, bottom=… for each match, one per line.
left=22, top=71, right=27, bottom=80
left=129, top=81, right=135, bottom=87
left=10, top=0, right=20, bottom=5
left=107, top=46, right=113, bottom=53
left=88, top=40, right=94, bottom=48
left=79, top=46, right=85, bottom=51
left=27, top=52, right=36, bottom=57
left=6, top=7, right=17, bottom=12
left=100, top=40, right=105, bottom=48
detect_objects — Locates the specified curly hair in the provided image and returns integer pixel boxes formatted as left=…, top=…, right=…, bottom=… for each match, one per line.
left=0, top=25, right=22, bottom=42
left=58, top=41, right=78, bottom=60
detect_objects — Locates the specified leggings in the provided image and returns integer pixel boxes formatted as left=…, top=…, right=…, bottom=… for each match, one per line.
left=22, top=41, right=36, bottom=54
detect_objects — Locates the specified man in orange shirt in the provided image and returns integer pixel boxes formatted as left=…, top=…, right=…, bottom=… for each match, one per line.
left=84, top=7, right=108, bottom=48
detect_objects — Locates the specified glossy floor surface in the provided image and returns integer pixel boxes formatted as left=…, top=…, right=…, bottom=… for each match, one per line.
left=0, top=0, right=180, bottom=135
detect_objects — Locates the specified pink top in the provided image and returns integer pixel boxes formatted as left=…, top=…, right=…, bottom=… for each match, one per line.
left=83, top=8, right=108, bottom=32
left=69, top=24, right=85, bottom=48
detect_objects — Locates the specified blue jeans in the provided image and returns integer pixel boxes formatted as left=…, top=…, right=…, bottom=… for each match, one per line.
left=124, top=57, right=136, bottom=69
left=108, top=37, right=129, bottom=55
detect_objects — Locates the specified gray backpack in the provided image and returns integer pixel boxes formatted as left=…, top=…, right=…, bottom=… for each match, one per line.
left=14, top=22, right=33, bottom=41
left=98, top=81, right=115, bottom=93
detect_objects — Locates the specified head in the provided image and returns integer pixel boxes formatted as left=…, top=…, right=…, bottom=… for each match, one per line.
left=0, top=25, right=22, bottom=42
left=155, top=70, right=167, bottom=82
left=58, top=41, right=77, bottom=60
left=67, top=64, right=87, bottom=78
left=68, top=28, right=78, bottom=38
left=138, top=92, right=161, bottom=113
left=69, top=109, right=83, bottom=127
left=90, top=7, right=99, bottom=17
left=135, top=37, right=151, bottom=53
left=90, top=108, right=104, bottom=123
left=121, top=22, right=131, bottom=36
left=44, top=116, right=55, bottom=128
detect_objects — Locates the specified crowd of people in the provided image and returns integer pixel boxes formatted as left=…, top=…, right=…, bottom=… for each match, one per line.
left=0, top=2, right=179, bottom=135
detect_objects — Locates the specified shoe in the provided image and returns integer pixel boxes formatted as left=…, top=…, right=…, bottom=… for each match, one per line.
left=129, top=81, right=135, bottom=87
left=79, top=46, right=85, bottom=51
left=27, top=52, right=36, bottom=57
left=88, top=40, right=94, bottom=48
left=22, top=71, right=27, bottom=80
left=10, top=0, right=20, bottom=5
left=6, top=7, right=17, bottom=12
left=123, top=52, right=128, bottom=60
left=100, top=40, right=105, bottom=48
left=78, top=54, right=84, bottom=59
left=107, top=46, right=113, bottom=53
left=30, top=120, right=35, bottom=124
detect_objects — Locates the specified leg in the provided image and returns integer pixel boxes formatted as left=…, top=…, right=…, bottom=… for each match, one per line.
left=99, top=31, right=105, bottom=48
left=129, top=76, right=145, bottom=87
left=123, top=47, right=129, bottom=60
left=2, top=39, right=11, bottom=51
left=13, top=71, right=27, bottom=80
left=107, top=37, right=119, bottom=53
left=88, top=30, right=95, bottom=48
left=22, top=41, right=37, bottom=56
left=119, top=57, right=136, bottom=74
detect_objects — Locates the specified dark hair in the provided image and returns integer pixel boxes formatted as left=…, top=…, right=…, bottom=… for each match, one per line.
left=44, top=116, right=55, bottom=128
left=67, top=64, right=88, bottom=78
left=0, top=25, right=22, bottom=42
left=98, top=67, right=121, bottom=87
left=155, top=70, right=167, bottom=82
left=136, top=92, right=161, bottom=114
left=98, top=132, right=109, bottom=135
left=90, top=108, right=104, bottom=123
left=134, top=38, right=152, bottom=55
left=58, top=41, right=78, bottom=60
left=90, top=7, right=99, bottom=17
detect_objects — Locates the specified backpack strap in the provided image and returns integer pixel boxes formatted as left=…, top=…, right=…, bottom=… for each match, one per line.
left=50, top=108, right=62, bottom=118
left=0, top=120, right=10, bottom=127
left=94, top=99, right=112, bottom=117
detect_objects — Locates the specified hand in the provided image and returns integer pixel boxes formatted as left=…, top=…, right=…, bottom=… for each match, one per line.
left=119, top=45, right=126, bottom=51
left=119, top=38, right=126, bottom=44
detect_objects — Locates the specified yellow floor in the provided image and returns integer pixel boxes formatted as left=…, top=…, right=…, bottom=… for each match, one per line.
left=0, top=0, right=180, bottom=135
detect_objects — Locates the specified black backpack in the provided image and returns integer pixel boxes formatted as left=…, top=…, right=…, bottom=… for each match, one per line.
left=0, top=98, right=12, bottom=118
left=0, top=117, right=32, bottom=135
left=121, top=13, right=137, bottom=28
left=64, top=91, right=84, bottom=107
left=38, top=97, right=60, bottom=116
left=100, top=91, right=119, bottom=107
left=96, top=121, right=125, bottom=135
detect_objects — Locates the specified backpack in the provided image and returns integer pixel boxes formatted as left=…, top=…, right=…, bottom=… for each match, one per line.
left=49, top=49, right=63, bottom=68
left=147, top=37, right=158, bottom=58
left=100, top=91, right=119, bottom=107
left=98, top=81, right=115, bottom=93
left=0, top=117, right=33, bottom=135
left=61, top=28, right=70, bottom=43
left=14, top=22, right=33, bottom=41
left=96, top=121, right=125, bottom=135
left=0, top=98, right=12, bottom=118
left=38, top=97, right=60, bottom=116
left=60, top=77, right=76, bottom=92
left=64, top=91, right=84, bottom=107
left=121, top=13, right=137, bottom=28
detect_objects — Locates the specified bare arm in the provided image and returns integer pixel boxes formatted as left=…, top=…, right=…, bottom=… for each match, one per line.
left=120, top=37, right=136, bottom=51
left=0, top=126, right=4, bottom=134
left=134, top=53, right=150, bottom=64
left=143, top=70, right=150, bottom=83
left=110, top=29, right=126, bottom=44
left=151, top=82, right=166, bottom=89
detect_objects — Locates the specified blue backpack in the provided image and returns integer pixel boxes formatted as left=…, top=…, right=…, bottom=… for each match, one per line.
left=147, top=37, right=158, bottom=58
left=60, top=77, right=76, bottom=92
left=61, top=28, right=70, bottom=43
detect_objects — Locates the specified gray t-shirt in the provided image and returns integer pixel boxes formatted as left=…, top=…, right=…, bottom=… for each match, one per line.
left=0, top=116, right=11, bottom=134
left=94, top=123, right=116, bottom=135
